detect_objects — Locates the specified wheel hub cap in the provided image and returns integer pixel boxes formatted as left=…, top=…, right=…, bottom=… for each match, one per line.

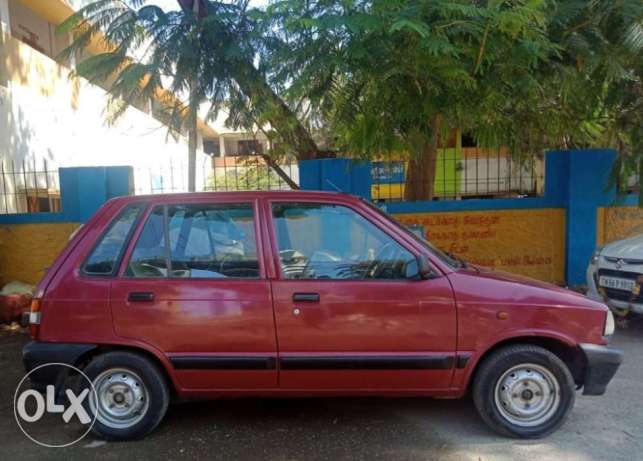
left=90, top=368, right=149, bottom=429
left=494, top=363, right=561, bottom=427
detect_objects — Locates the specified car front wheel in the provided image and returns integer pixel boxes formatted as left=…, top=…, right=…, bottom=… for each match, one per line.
left=473, top=344, right=576, bottom=438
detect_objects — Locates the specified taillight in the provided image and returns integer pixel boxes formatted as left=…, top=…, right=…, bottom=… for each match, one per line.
left=29, top=298, right=42, bottom=339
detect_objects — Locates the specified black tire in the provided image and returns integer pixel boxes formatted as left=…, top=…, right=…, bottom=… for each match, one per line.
left=472, top=344, right=575, bottom=438
left=81, top=351, right=170, bottom=441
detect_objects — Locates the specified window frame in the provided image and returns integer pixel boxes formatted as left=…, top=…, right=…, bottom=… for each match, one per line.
left=80, top=203, right=147, bottom=277
left=118, top=200, right=265, bottom=280
left=266, top=200, right=424, bottom=282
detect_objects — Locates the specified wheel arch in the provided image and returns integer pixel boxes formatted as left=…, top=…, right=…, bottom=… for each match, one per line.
left=72, top=344, right=180, bottom=399
left=465, top=335, right=588, bottom=392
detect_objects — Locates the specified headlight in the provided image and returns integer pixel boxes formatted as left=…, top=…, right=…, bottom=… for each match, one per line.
left=604, top=310, right=615, bottom=336
left=591, top=247, right=603, bottom=264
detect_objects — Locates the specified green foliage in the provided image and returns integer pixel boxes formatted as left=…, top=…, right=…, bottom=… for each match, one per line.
left=207, top=160, right=287, bottom=191
left=261, top=0, right=643, bottom=199
left=58, top=0, right=244, bottom=137
left=59, top=0, right=643, bottom=200
left=262, top=0, right=558, bottom=160
left=60, top=0, right=320, bottom=163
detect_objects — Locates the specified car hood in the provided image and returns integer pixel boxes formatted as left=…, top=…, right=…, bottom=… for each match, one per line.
left=601, top=233, right=643, bottom=260
left=454, top=264, right=605, bottom=309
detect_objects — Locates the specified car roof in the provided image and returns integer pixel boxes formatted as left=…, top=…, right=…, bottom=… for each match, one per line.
left=110, top=190, right=359, bottom=206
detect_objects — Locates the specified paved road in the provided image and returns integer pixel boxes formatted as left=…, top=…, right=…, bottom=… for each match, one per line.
left=1, top=320, right=641, bottom=461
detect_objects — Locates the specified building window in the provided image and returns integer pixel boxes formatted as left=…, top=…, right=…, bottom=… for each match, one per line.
left=203, top=139, right=220, bottom=156
left=237, top=140, right=263, bottom=156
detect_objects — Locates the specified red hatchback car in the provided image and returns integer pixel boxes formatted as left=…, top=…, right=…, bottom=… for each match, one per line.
left=23, top=191, right=622, bottom=440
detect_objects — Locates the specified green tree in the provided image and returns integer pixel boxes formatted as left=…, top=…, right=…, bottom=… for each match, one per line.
left=59, top=0, right=320, bottom=191
left=545, top=0, right=643, bottom=201
left=263, top=0, right=558, bottom=200
left=262, top=0, right=643, bottom=201
left=471, top=0, right=643, bottom=194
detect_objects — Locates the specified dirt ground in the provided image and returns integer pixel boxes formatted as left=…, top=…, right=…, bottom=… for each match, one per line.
left=1, top=319, right=641, bottom=461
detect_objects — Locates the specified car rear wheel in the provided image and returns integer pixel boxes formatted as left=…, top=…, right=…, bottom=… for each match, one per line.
left=82, top=351, right=169, bottom=441
left=473, top=344, right=575, bottom=438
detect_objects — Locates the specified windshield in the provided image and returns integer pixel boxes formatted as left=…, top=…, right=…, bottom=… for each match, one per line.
left=362, top=200, right=461, bottom=269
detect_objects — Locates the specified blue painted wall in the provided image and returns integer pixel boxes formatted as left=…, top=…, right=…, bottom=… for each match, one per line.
left=299, top=159, right=372, bottom=199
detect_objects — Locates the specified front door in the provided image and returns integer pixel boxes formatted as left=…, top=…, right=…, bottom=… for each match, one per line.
left=265, top=200, right=457, bottom=391
left=111, top=199, right=278, bottom=390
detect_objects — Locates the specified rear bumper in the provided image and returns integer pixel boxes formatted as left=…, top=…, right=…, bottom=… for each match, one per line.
left=579, top=343, right=623, bottom=396
left=22, top=341, right=96, bottom=391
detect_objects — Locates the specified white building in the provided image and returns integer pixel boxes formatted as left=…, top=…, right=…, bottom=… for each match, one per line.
left=0, top=0, right=295, bottom=214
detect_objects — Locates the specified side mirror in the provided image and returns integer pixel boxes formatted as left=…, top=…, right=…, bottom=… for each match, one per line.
left=417, top=254, right=434, bottom=279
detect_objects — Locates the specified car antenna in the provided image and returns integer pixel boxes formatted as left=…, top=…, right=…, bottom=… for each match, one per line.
left=325, top=180, right=343, bottom=192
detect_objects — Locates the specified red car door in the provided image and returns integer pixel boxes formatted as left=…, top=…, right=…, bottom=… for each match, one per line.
left=110, top=198, right=278, bottom=391
left=264, top=197, right=457, bottom=391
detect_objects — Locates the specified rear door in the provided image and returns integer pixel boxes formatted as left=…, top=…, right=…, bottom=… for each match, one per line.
left=110, top=198, right=278, bottom=390
left=265, top=198, right=457, bottom=391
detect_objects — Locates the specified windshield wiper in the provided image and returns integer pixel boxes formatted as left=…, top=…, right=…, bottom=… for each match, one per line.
left=445, top=252, right=467, bottom=269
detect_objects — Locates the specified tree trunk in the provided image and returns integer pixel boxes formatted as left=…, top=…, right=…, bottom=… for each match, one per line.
left=187, top=85, right=199, bottom=192
left=187, top=106, right=197, bottom=192
left=232, top=62, right=320, bottom=161
left=404, top=115, right=440, bottom=201
left=186, top=0, right=200, bottom=193
left=260, top=154, right=299, bottom=189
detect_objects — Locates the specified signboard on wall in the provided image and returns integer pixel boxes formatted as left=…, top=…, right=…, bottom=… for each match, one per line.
left=371, top=149, right=463, bottom=200
left=395, top=208, right=566, bottom=284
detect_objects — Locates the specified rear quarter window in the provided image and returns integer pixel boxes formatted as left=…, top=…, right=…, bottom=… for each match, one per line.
left=82, top=204, right=145, bottom=275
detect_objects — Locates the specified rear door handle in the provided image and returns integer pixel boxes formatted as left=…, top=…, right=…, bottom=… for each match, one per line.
left=293, top=293, right=320, bottom=303
left=128, top=291, right=155, bottom=302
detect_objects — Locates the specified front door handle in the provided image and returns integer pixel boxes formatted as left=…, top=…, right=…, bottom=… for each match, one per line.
left=293, top=292, right=320, bottom=303
left=128, top=291, right=155, bottom=302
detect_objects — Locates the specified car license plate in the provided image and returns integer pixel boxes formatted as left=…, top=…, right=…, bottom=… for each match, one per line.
left=599, top=276, right=636, bottom=292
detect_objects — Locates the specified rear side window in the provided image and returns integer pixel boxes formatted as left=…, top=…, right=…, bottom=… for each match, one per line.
left=126, top=203, right=259, bottom=279
left=83, top=204, right=144, bottom=275
left=127, top=206, right=168, bottom=278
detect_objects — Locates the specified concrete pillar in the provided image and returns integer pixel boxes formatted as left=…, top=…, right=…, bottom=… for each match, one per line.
left=564, top=149, right=617, bottom=286
left=0, top=0, right=11, bottom=33
left=59, top=166, right=133, bottom=222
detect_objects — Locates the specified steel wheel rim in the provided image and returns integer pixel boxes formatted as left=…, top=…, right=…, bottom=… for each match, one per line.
left=90, top=368, right=149, bottom=429
left=494, top=363, right=561, bottom=427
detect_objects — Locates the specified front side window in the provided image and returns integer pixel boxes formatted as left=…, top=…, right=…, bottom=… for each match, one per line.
left=126, top=203, right=259, bottom=278
left=83, top=204, right=144, bottom=275
left=272, top=203, right=418, bottom=280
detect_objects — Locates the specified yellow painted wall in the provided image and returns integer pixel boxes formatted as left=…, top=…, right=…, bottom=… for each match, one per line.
left=0, top=209, right=567, bottom=286
left=596, top=207, right=643, bottom=246
left=0, top=222, right=80, bottom=286
left=394, top=209, right=566, bottom=284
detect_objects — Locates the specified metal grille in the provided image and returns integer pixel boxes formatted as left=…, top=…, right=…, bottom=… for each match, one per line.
left=371, top=147, right=544, bottom=202
left=0, top=159, right=61, bottom=214
left=134, top=156, right=299, bottom=195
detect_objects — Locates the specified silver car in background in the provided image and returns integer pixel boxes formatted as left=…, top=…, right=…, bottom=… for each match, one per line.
left=587, top=234, right=643, bottom=315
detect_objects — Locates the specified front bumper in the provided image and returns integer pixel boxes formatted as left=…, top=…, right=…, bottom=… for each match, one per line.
left=22, top=341, right=96, bottom=391
left=586, top=262, right=643, bottom=314
left=579, top=343, right=623, bottom=396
